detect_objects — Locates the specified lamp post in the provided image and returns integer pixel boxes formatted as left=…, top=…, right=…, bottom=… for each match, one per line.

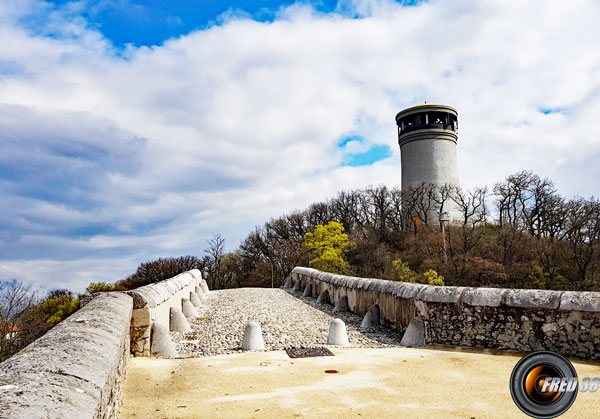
left=439, top=211, right=450, bottom=263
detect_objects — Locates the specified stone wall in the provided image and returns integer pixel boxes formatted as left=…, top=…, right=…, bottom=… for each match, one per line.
left=0, top=292, right=133, bottom=419
left=288, top=267, right=600, bottom=359
left=126, top=269, right=204, bottom=356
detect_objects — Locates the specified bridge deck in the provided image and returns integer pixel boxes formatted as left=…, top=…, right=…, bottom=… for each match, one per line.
left=172, top=288, right=403, bottom=356
left=120, top=288, right=600, bottom=418
left=119, top=346, right=600, bottom=418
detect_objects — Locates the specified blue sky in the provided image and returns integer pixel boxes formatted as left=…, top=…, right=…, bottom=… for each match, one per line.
left=1, top=0, right=600, bottom=292
left=36, top=0, right=424, bottom=47
left=44, top=0, right=339, bottom=46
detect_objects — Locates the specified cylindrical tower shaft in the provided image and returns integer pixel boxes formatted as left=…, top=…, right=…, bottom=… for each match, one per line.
left=395, top=104, right=461, bottom=223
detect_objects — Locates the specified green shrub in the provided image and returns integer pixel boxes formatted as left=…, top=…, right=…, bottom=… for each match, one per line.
left=391, top=259, right=419, bottom=282
left=423, top=269, right=445, bottom=286
left=85, top=282, right=118, bottom=293
left=303, top=222, right=354, bottom=275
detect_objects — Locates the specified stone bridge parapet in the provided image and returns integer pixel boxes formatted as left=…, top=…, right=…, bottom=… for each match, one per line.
left=287, top=267, right=600, bottom=359
left=0, top=292, right=132, bottom=418
left=126, top=269, right=205, bottom=356
left=0, top=269, right=208, bottom=418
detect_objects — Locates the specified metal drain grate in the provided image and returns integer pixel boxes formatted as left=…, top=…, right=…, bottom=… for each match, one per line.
left=285, top=347, right=335, bottom=358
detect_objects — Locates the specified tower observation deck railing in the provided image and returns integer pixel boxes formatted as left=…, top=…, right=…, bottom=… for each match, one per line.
left=397, top=112, right=458, bottom=137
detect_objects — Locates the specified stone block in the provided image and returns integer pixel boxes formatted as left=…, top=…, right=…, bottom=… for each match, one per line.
left=241, top=322, right=265, bottom=351
left=461, top=287, right=506, bottom=307
left=560, top=291, right=600, bottom=312
left=200, top=279, right=209, bottom=293
left=292, top=280, right=303, bottom=292
left=127, top=289, right=153, bottom=309
left=327, top=319, right=349, bottom=346
left=190, top=291, right=203, bottom=308
left=333, top=296, right=348, bottom=313
left=399, top=283, right=428, bottom=299
left=418, top=286, right=465, bottom=303
left=170, top=307, right=192, bottom=333
left=151, top=323, right=177, bottom=358
left=316, top=289, right=330, bottom=304
left=361, top=304, right=380, bottom=328
left=506, top=289, right=562, bottom=309
left=182, top=298, right=198, bottom=319
left=400, top=318, right=425, bottom=347
left=131, top=307, right=151, bottom=327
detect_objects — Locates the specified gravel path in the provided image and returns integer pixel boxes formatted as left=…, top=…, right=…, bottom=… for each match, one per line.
left=172, top=287, right=404, bottom=357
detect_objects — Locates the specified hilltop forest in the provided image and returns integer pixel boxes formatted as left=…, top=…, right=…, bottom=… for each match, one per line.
left=203, top=170, right=600, bottom=292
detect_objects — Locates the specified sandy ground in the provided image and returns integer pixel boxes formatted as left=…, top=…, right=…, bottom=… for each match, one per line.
left=119, top=346, right=600, bottom=418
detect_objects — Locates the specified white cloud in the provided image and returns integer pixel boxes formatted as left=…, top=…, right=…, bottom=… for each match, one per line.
left=1, top=0, right=600, bottom=291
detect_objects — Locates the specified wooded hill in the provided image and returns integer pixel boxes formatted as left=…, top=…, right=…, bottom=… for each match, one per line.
left=210, top=170, right=600, bottom=292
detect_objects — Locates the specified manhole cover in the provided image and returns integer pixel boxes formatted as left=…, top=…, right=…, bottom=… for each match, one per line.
left=285, top=347, right=335, bottom=358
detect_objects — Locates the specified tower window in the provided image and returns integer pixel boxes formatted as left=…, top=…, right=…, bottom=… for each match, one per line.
left=451, top=115, right=458, bottom=131
left=429, top=112, right=446, bottom=126
left=403, top=115, right=416, bottom=128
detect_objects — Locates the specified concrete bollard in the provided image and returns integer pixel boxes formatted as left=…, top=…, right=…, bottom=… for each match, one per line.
left=283, top=277, right=293, bottom=288
left=241, top=321, right=265, bottom=351
left=327, top=318, right=349, bottom=346
left=333, top=296, right=348, bottom=313
left=316, top=289, right=330, bottom=304
left=361, top=304, right=380, bottom=328
left=170, top=307, right=192, bottom=332
left=151, top=323, right=177, bottom=357
left=400, top=318, right=426, bottom=347
left=182, top=297, right=198, bottom=319
left=302, top=283, right=312, bottom=297
left=190, top=291, right=203, bottom=308
left=195, top=286, right=207, bottom=300
left=200, top=279, right=209, bottom=293
left=292, top=280, right=302, bottom=292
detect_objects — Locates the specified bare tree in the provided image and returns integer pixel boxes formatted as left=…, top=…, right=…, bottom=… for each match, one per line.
left=365, top=185, right=392, bottom=241
left=205, top=234, right=226, bottom=289
left=563, top=199, right=600, bottom=289
left=400, top=186, right=423, bottom=232
left=452, top=186, right=488, bottom=227
left=388, top=187, right=404, bottom=232
left=430, top=183, right=454, bottom=217
left=305, top=202, right=331, bottom=229
left=0, top=280, right=40, bottom=361
left=329, top=190, right=363, bottom=234
left=116, top=256, right=206, bottom=289
left=493, top=170, right=562, bottom=236
left=494, top=171, right=535, bottom=229
left=415, top=183, right=437, bottom=226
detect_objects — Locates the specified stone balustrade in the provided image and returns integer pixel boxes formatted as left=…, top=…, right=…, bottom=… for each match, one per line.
left=0, top=269, right=208, bottom=418
left=0, top=292, right=132, bottom=418
left=286, top=267, right=600, bottom=359
left=126, top=269, right=205, bottom=356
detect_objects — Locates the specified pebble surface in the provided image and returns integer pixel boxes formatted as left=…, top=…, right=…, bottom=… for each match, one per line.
left=172, top=287, right=403, bottom=356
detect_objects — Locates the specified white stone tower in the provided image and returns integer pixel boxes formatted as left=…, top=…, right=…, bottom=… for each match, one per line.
left=395, top=104, right=461, bottom=223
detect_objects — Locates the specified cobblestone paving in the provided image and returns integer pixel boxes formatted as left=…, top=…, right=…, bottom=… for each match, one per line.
left=172, top=287, right=404, bottom=356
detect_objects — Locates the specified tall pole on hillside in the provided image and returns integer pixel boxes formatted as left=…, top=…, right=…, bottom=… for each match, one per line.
left=439, top=211, right=449, bottom=264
